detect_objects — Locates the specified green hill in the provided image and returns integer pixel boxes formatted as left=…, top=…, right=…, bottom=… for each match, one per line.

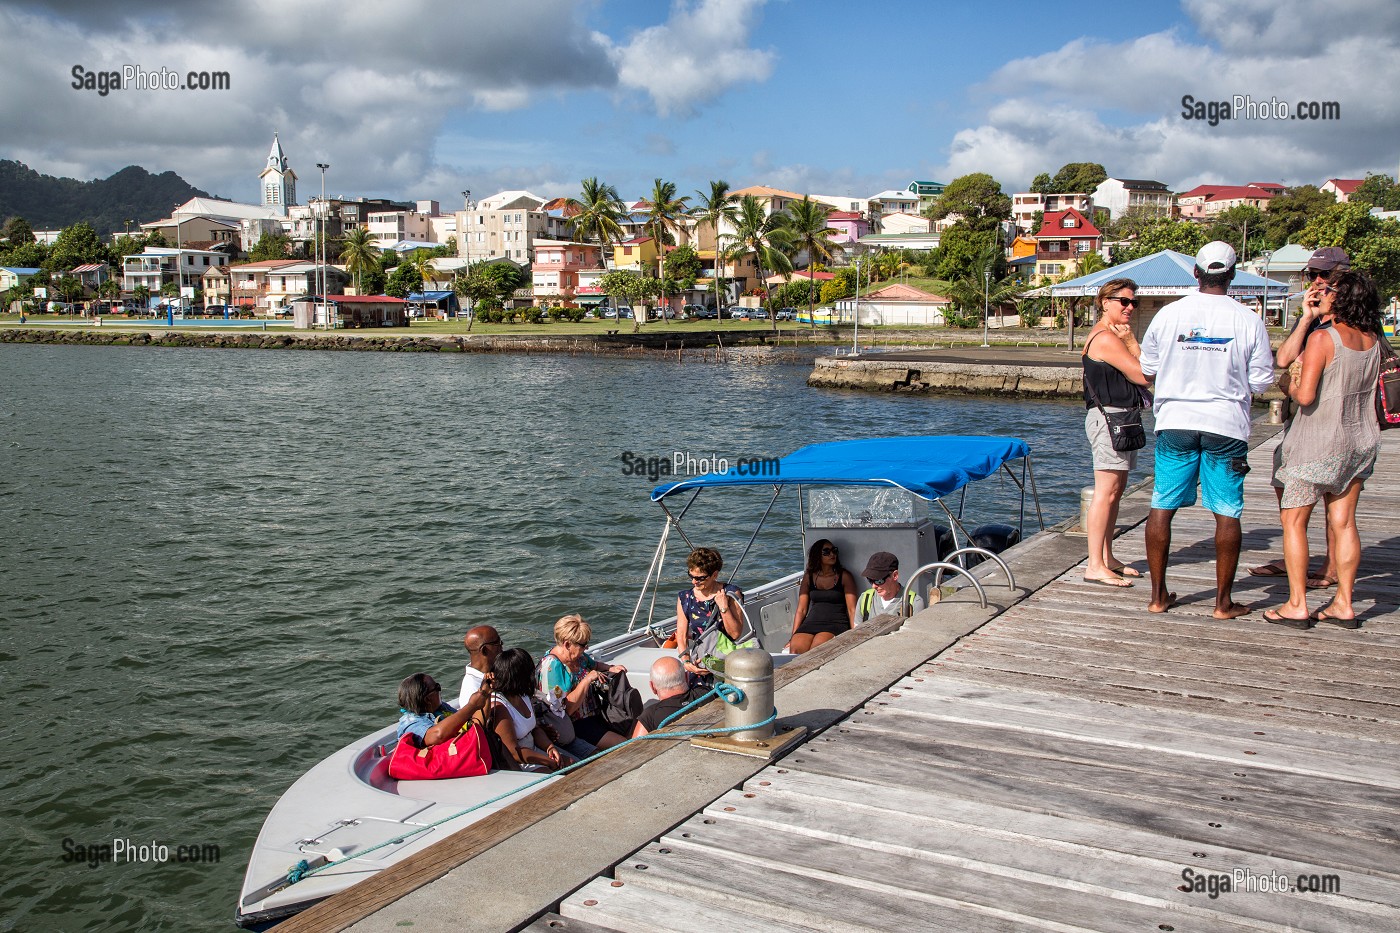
left=0, top=160, right=214, bottom=237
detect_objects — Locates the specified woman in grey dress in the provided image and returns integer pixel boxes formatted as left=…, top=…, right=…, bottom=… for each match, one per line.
left=1265, top=271, right=1383, bottom=629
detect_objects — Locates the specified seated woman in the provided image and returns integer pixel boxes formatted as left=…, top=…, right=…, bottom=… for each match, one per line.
left=396, top=671, right=493, bottom=746
left=538, top=614, right=629, bottom=751
left=784, top=539, right=858, bottom=654
left=674, top=547, right=747, bottom=675
left=490, top=648, right=570, bottom=772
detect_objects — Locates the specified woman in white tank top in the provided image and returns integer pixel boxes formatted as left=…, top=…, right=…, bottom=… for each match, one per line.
left=490, top=648, right=570, bottom=772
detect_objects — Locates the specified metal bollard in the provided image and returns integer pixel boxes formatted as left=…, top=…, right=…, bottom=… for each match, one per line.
left=1267, top=398, right=1287, bottom=424
left=723, top=648, right=774, bottom=742
left=1080, top=485, right=1095, bottom=532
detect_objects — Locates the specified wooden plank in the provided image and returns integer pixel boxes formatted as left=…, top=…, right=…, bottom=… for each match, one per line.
left=612, top=840, right=1093, bottom=932
left=684, top=785, right=1399, bottom=932
left=783, top=733, right=1400, bottom=881
left=926, top=648, right=1400, bottom=725
left=520, top=910, right=623, bottom=933
left=908, top=662, right=1400, bottom=743
left=559, top=878, right=819, bottom=933
left=746, top=768, right=1400, bottom=910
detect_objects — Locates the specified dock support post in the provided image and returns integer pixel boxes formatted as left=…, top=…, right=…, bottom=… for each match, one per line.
left=1267, top=398, right=1287, bottom=424
left=724, top=648, right=774, bottom=742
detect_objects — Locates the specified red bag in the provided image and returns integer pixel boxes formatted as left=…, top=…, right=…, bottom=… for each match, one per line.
left=1377, top=338, right=1400, bottom=431
left=388, top=724, right=492, bottom=780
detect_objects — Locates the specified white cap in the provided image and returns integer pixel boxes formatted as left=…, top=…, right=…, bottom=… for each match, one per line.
left=1195, top=241, right=1237, bottom=273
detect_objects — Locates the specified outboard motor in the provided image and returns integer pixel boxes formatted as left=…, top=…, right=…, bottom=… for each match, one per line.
left=931, top=524, right=955, bottom=560
left=964, top=523, right=1022, bottom=567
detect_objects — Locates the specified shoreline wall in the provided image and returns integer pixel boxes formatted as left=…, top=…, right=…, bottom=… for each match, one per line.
left=808, top=356, right=1083, bottom=398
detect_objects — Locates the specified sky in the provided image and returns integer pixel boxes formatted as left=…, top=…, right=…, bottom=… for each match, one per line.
left=2, top=0, right=1398, bottom=210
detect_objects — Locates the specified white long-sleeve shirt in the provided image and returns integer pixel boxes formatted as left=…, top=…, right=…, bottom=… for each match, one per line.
left=1139, top=290, right=1276, bottom=442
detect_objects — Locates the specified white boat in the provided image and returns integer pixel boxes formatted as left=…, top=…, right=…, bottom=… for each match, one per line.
left=235, top=436, right=1041, bottom=926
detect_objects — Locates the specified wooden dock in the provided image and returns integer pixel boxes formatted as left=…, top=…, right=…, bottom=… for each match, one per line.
left=533, top=430, right=1400, bottom=932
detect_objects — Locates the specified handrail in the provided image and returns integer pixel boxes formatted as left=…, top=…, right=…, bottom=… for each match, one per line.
left=903, top=561, right=988, bottom=610
left=935, top=547, right=1016, bottom=591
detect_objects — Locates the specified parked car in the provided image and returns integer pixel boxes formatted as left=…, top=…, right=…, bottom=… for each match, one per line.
left=617, top=306, right=634, bottom=319
left=658, top=306, right=679, bottom=319
left=776, top=307, right=798, bottom=321
left=682, top=304, right=708, bottom=318
left=748, top=308, right=769, bottom=320
left=601, top=308, right=618, bottom=319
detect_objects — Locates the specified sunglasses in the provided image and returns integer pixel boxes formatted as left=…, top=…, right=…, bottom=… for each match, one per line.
left=868, top=574, right=891, bottom=587
left=426, top=682, right=441, bottom=693
left=1106, top=296, right=1139, bottom=307
left=1303, top=267, right=1331, bottom=279
left=821, top=546, right=838, bottom=555
left=688, top=572, right=711, bottom=582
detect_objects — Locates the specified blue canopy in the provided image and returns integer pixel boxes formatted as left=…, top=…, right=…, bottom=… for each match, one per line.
left=651, top=436, right=1029, bottom=502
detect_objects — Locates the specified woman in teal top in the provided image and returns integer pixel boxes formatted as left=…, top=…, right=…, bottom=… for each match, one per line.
left=538, top=614, right=629, bottom=750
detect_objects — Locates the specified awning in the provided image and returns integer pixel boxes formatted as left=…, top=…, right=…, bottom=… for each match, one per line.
left=652, top=436, right=1029, bottom=502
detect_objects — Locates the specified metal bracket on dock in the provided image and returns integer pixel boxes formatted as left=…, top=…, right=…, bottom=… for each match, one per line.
left=690, top=726, right=807, bottom=759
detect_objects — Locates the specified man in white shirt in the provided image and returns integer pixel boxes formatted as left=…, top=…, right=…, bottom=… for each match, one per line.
left=456, top=625, right=503, bottom=709
left=1138, top=242, right=1276, bottom=619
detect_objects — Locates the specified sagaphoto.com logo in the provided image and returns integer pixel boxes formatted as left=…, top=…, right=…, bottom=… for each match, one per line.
left=72, top=65, right=230, bottom=96
left=1180, top=93, right=1340, bottom=127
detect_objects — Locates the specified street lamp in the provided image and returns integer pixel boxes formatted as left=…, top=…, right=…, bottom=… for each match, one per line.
left=852, top=258, right=861, bottom=355
left=316, top=163, right=329, bottom=328
left=981, top=268, right=991, bottom=348
left=1259, top=248, right=1275, bottom=325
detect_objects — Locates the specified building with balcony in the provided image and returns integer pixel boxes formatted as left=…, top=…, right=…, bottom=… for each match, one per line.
left=455, top=191, right=571, bottom=264
left=906, top=180, right=946, bottom=212
left=227, top=258, right=347, bottom=314
left=531, top=239, right=603, bottom=305
left=1033, top=209, right=1102, bottom=280
left=1092, top=178, right=1175, bottom=220
left=121, top=247, right=229, bottom=296
left=1012, top=192, right=1094, bottom=233
left=1177, top=184, right=1276, bottom=220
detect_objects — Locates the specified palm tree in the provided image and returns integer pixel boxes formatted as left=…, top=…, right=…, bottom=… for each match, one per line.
left=784, top=197, right=841, bottom=329
left=132, top=284, right=151, bottom=312
left=643, top=178, right=690, bottom=303
left=568, top=177, right=626, bottom=269
left=339, top=226, right=378, bottom=292
left=725, top=195, right=793, bottom=332
left=689, top=181, right=739, bottom=318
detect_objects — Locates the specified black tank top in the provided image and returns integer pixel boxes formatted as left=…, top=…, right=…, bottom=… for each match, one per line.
left=805, top=572, right=849, bottom=625
left=1082, top=333, right=1140, bottom=409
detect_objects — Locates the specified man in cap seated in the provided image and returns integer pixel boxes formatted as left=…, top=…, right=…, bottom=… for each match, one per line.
left=855, top=551, right=925, bottom=623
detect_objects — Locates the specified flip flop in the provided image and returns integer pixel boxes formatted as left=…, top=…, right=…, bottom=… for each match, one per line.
left=1110, top=565, right=1142, bottom=578
left=1310, top=608, right=1360, bottom=629
left=1083, top=576, right=1133, bottom=588
left=1306, top=576, right=1337, bottom=589
left=1248, top=563, right=1288, bottom=578
left=1262, top=608, right=1314, bottom=630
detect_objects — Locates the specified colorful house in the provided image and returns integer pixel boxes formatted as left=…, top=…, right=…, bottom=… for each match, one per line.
left=1033, top=209, right=1102, bottom=280
left=532, top=239, right=603, bottom=305
left=613, top=236, right=659, bottom=273
left=825, top=211, right=869, bottom=244
left=1176, top=184, right=1276, bottom=219
left=1320, top=178, right=1364, bottom=202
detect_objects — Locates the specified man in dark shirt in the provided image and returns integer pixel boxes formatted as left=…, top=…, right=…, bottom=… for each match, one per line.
left=631, top=656, right=690, bottom=737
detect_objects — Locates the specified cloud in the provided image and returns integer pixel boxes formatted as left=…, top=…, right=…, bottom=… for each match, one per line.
left=607, top=0, right=775, bottom=117
left=936, top=0, right=1400, bottom=190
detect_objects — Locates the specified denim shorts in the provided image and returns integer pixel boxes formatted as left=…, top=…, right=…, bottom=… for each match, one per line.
left=1151, top=429, right=1249, bottom=518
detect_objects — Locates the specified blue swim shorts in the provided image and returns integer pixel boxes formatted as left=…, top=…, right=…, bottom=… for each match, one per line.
left=1151, top=429, right=1249, bottom=519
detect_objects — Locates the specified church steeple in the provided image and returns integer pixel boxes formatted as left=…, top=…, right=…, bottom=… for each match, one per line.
left=259, top=131, right=297, bottom=214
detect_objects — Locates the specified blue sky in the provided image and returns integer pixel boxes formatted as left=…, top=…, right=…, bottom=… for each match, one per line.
left=2, top=0, right=1396, bottom=210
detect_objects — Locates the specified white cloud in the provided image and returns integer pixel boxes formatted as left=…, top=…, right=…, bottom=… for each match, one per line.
left=607, top=0, right=775, bottom=118
left=935, top=0, right=1400, bottom=191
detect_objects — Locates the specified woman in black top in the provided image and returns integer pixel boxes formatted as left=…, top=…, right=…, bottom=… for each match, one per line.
left=1081, top=277, right=1149, bottom=587
left=784, top=539, right=858, bottom=654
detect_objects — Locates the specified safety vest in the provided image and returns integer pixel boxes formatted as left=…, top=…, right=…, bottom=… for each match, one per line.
left=857, top=588, right=915, bottom=622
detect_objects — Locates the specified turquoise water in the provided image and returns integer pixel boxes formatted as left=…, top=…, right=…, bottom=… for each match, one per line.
left=0, top=343, right=1099, bottom=931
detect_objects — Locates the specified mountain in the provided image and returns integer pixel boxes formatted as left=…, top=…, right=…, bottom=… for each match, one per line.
left=0, top=160, right=215, bottom=237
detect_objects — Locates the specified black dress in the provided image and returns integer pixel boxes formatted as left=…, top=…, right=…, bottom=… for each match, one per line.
left=795, top=572, right=851, bottom=636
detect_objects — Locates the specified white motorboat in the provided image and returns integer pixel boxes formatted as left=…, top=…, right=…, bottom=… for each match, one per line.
left=235, top=435, right=1041, bottom=926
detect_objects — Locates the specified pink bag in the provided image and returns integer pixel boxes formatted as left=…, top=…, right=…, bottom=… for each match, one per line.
left=388, top=724, right=492, bottom=780
left=1377, top=338, right=1400, bottom=430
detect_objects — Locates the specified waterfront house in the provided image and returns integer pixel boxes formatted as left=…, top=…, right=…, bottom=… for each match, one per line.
left=405, top=290, right=461, bottom=319
left=1032, top=209, right=1102, bottom=279
left=227, top=258, right=347, bottom=315
left=202, top=265, right=230, bottom=307
left=122, top=247, right=228, bottom=300
left=1320, top=178, right=1364, bottom=202
left=0, top=267, right=41, bottom=291
left=841, top=282, right=950, bottom=326
left=1091, top=178, right=1175, bottom=220
left=456, top=191, right=571, bottom=265
left=332, top=294, right=408, bottom=328
left=69, top=263, right=112, bottom=293
left=532, top=239, right=603, bottom=305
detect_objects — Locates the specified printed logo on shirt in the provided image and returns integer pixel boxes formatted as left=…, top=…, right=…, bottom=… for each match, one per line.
left=1176, top=327, right=1234, bottom=350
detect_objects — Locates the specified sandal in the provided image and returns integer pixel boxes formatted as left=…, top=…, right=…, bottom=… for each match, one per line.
left=1306, top=575, right=1337, bottom=589
left=1248, top=562, right=1287, bottom=578
left=1262, top=608, right=1313, bottom=630
left=1311, top=607, right=1360, bottom=629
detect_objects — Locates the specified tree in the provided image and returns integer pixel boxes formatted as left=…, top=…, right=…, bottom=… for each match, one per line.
left=599, top=269, right=646, bottom=313
left=132, top=284, right=151, bottom=309
left=339, top=226, right=379, bottom=291
left=690, top=180, right=739, bottom=315
left=385, top=262, right=423, bottom=299
left=1261, top=185, right=1337, bottom=248
left=1029, top=173, right=1053, bottom=195
left=725, top=195, right=794, bottom=332
left=249, top=231, right=290, bottom=262
left=455, top=261, right=525, bottom=326
left=55, top=275, right=83, bottom=303
left=925, top=173, right=1011, bottom=233
left=3, top=216, right=35, bottom=245
left=1299, top=203, right=1400, bottom=299
left=46, top=222, right=107, bottom=275
left=1350, top=173, right=1400, bottom=212
left=1110, top=219, right=1210, bottom=264
left=567, top=177, right=625, bottom=269
left=1048, top=162, right=1108, bottom=195
left=1353, top=222, right=1400, bottom=301
left=643, top=178, right=689, bottom=286
left=144, top=230, right=168, bottom=248
left=98, top=278, right=121, bottom=301
left=785, top=197, right=841, bottom=328
left=931, top=224, right=1002, bottom=282
left=1205, top=204, right=1265, bottom=260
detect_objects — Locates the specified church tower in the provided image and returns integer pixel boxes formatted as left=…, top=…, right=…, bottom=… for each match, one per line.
left=259, top=133, right=297, bottom=215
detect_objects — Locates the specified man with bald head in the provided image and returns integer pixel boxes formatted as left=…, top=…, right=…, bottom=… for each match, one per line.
left=631, top=655, right=690, bottom=738
left=456, top=625, right=504, bottom=709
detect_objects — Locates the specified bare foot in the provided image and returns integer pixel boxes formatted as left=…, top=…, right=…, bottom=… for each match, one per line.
left=1147, top=592, right=1178, bottom=613
left=1213, top=602, right=1251, bottom=620
left=1084, top=573, right=1133, bottom=588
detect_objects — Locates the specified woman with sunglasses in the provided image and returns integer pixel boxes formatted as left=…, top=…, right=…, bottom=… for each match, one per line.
left=1265, top=270, right=1382, bottom=629
left=1080, top=278, right=1149, bottom=587
left=784, top=539, right=858, bottom=654
left=539, top=614, right=629, bottom=750
left=674, top=547, right=746, bottom=674
left=396, top=671, right=495, bottom=747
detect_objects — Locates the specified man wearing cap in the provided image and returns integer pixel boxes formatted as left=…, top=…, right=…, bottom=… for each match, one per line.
left=855, top=552, right=925, bottom=623
left=1138, top=241, right=1276, bottom=618
left=1248, top=246, right=1350, bottom=585
left=456, top=625, right=504, bottom=709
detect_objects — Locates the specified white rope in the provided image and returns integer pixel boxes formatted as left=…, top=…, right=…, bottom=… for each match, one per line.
left=627, top=517, right=672, bottom=632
